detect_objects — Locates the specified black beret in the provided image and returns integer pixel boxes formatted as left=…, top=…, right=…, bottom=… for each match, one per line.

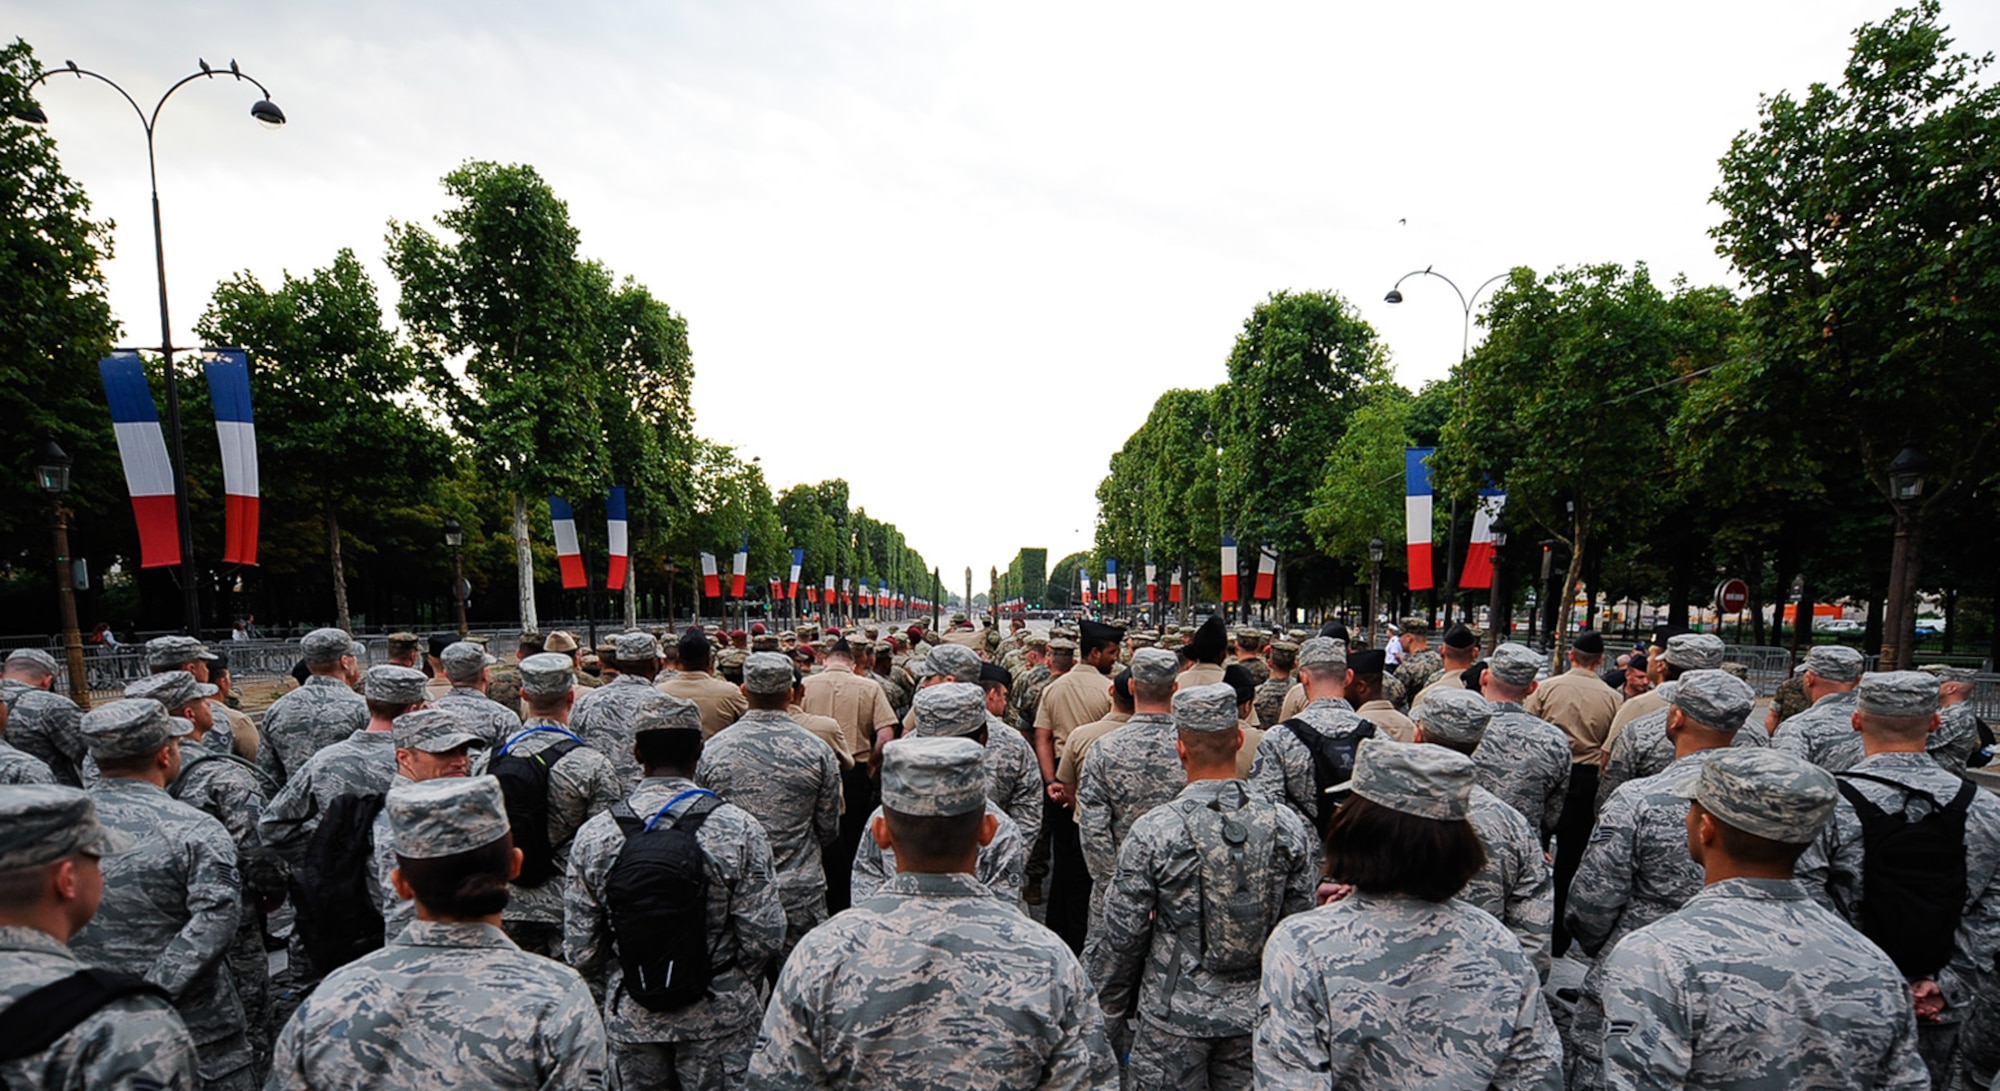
left=428, top=632, right=456, bottom=659
left=1221, top=663, right=1256, bottom=705
left=1572, top=630, right=1605, bottom=656
left=1078, top=619, right=1127, bottom=647
left=1347, top=648, right=1388, bottom=675
left=1112, top=668, right=1133, bottom=704
left=1441, top=623, right=1477, bottom=650
left=979, top=662, right=1012, bottom=688
left=1319, top=620, right=1351, bottom=643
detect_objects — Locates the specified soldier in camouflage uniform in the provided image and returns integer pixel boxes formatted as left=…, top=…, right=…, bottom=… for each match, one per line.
left=1566, top=670, right=1758, bottom=1089
left=1391, top=619, right=1445, bottom=698
left=1249, top=637, right=1371, bottom=846
left=1601, top=748, right=1929, bottom=1090
left=272, top=776, right=609, bottom=1088
left=370, top=709, right=482, bottom=945
left=1766, top=667, right=1812, bottom=730
left=1233, top=628, right=1272, bottom=688
left=2, top=647, right=84, bottom=786
left=69, top=699, right=256, bottom=1089
left=1597, top=635, right=1767, bottom=810
left=571, top=632, right=670, bottom=788
left=144, top=635, right=236, bottom=756
left=1475, top=643, right=1572, bottom=843
left=1254, top=640, right=1297, bottom=728
left=748, top=737, right=1118, bottom=1089
left=0, top=694, right=55, bottom=785
left=493, top=654, right=623, bottom=957
left=1012, top=635, right=1054, bottom=736
left=257, top=627, right=369, bottom=789
left=0, top=784, right=202, bottom=1089
left=566, top=691, right=783, bottom=1089
left=1409, top=688, right=1554, bottom=979
left=1925, top=664, right=1983, bottom=777
left=431, top=640, right=521, bottom=751
left=869, top=642, right=913, bottom=724
left=908, top=650, right=1043, bottom=845
left=877, top=681, right=1034, bottom=901
left=697, top=653, right=843, bottom=959
left=1078, top=650, right=1195, bottom=934
left=1256, top=739, right=1564, bottom=1088
left=1771, top=644, right=1867, bottom=772
left=483, top=632, right=541, bottom=714
left=259, top=665, right=417, bottom=863
left=1088, top=682, right=1314, bottom=1089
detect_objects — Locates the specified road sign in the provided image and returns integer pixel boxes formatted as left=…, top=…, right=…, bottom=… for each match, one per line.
left=1716, top=578, right=1750, bottom=614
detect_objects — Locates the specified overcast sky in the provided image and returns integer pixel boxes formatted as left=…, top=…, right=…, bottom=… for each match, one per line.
left=21, top=1, right=2000, bottom=590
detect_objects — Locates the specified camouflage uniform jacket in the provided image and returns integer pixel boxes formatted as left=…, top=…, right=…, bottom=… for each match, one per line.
left=1256, top=891, right=1564, bottom=1090
left=0, top=680, right=83, bottom=786
left=1076, top=712, right=1185, bottom=886
left=695, top=709, right=843, bottom=923
left=172, top=749, right=286, bottom=905
left=872, top=670, right=912, bottom=724
left=0, top=924, right=201, bottom=1090
left=258, top=729, right=398, bottom=863
left=1393, top=649, right=1446, bottom=699
left=1599, top=878, right=1929, bottom=1090
left=1461, top=785, right=1554, bottom=981
left=255, top=674, right=369, bottom=789
left=433, top=684, right=522, bottom=752
left=1931, top=702, right=1982, bottom=777
left=1797, top=751, right=2000, bottom=1015
left=1769, top=675, right=1810, bottom=724
left=1088, top=779, right=1314, bottom=1035
left=570, top=673, right=661, bottom=787
left=271, top=920, right=609, bottom=1089
left=1253, top=675, right=1291, bottom=728
left=0, top=739, right=55, bottom=785
left=493, top=720, right=624, bottom=925
left=71, top=777, right=250, bottom=1085
left=747, top=871, right=1117, bottom=1090
left=1236, top=654, right=1272, bottom=688
left=1771, top=691, right=1864, bottom=773
left=1568, top=751, right=1721, bottom=961
left=1014, top=663, right=1053, bottom=733
left=1249, top=697, right=1367, bottom=835
left=851, top=800, right=1025, bottom=903
left=1596, top=706, right=1768, bottom=812
left=372, top=774, right=417, bottom=945
left=982, top=714, right=1044, bottom=845
left=565, top=776, right=785, bottom=1045
left=1475, top=702, right=1572, bottom=841
left=486, top=664, right=524, bottom=715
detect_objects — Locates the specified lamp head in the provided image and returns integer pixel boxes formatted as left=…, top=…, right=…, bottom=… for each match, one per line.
left=12, top=102, right=47, bottom=126
left=1384, top=288, right=1403, bottom=304
left=35, top=436, right=71, bottom=495
left=443, top=514, right=463, bottom=548
left=250, top=99, right=286, bottom=129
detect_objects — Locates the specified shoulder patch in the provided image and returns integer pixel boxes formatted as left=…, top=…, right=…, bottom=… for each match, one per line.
left=1606, top=1019, right=1637, bottom=1038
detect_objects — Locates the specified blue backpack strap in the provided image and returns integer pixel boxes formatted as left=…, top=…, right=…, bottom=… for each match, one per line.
left=644, top=788, right=720, bottom=832
left=497, top=724, right=584, bottom=757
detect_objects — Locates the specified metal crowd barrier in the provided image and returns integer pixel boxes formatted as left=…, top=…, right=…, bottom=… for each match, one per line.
left=1721, top=644, right=1795, bottom=698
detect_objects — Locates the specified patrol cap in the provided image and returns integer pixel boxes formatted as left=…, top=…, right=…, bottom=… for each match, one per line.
left=742, top=652, right=796, bottom=695
left=144, top=634, right=216, bottom=669
left=616, top=630, right=664, bottom=661
left=911, top=682, right=988, bottom=738
left=923, top=644, right=983, bottom=684
left=1047, top=637, right=1077, bottom=655
left=440, top=641, right=497, bottom=682
left=1856, top=670, right=1939, bottom=718
left=880, top=736, right=988, bottom=816
left=1487, top=643, right=1543, bottom=686
left=1268, top=639, right=1300, bottom=658
left=1330, top=737, right=1475, bottom=822
left=544, top=630, right=580, bottom=654
left=0, top=784, right=132, bottom=870
left=1663, top=633, right=1726, bottom=671
left=1922, top=664, right=1978, bottom=684
left=300, top=627, right=355, bottom=665
left=387, top=631, right=422, bottom=653
left=1412, top=686, right=1492, bottom=746
left=124, top=670, right=218, bottom=711
left=1319, top=620, right=1351, bottom=644
left=1802, top=644, right=1865, bottom=683
left=633, top=691, right=704, bottom=735
left=1400, top=618, right=1431, bottom=637
left=1235, top=628, right=1264, bottom=649
left=519, top=652, right=576, bottom=698
left=1440, top=623, right=1477, bottom=651
left=80, top=698, right=194, bottom=762
left=1347, top=648, right=1387, bottom=676
left=388, top=775, right=513, bottom=860
left=751, top=635, right=780, bottom=652
left=5, top=648, right=59, bottom=675
left=392, top=708, right=483, bottom=753
left=363, top=665, right=430, bottom=704
left=1173, top=682, right=1240, bottom=733
left=1129, top=647, right=1179, bottom=687
left=1668, top=669, right=1754, bottom=732
left=427, top=632, right=456, bottom=659
left=1673, top=748, right=1836, bottom=844
left=1127, top=632, right=1156, bottom=648
left=1297, top=637, right=1347, bottom=672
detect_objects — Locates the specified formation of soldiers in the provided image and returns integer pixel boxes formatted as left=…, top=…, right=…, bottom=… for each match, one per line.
left=0, top=612, right=1993, bottom=1089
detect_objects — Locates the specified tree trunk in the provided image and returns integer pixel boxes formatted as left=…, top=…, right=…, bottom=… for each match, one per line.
left=1552, top=519, right=1588, bottom=667
left=1748, top=550, right=1766, bottom=646
left=1790, top=579, right=1815, bottom=663
left=1943, top=585, right=1957, bottom=656
left=325, top=505, right=352, bottom=633
left=512, top=491, right=539, bottom=635
left=1273, top=554, right=1288, bottom=627
left=623, top=555, right=638, bottom=629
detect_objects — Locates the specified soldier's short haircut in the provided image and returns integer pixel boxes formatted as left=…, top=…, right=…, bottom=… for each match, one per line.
left=1177, top=726, right=1240, bottom=766
left=882, top=805, right=984, bottom=869
left=366, top=698, right=422, bottom=722
left=1692, top=801, right=1812, bottom=868
left=1300, top=663, right=1347, bottom=688
left=396, top=833, right=515, bottom=917
left=1111, top=670, right=1135, bottom=711
left=1855, top=709, right=1935, bottom=744
left=679, top=637, right=713, bottom=673
left=0, top=859, right=61, bottom=912
left=745, top=687, right=789, bottom=711
left=635, top=729, right=702, bottom=773
left=1268, top=645, right=1298, bottom=672
left=1132, top=678, right=1175, bottom=705
left=524, top=690, right=569, bottom=716
left=1324, top=795, right=1487, bottom=902
left=96, top=743, right=171, bottom=776
left=658, top=643, right=681, bottom=669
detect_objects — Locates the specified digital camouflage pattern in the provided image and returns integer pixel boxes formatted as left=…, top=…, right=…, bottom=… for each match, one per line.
left=1474, top=702, right=1572, bottom=840
left=1461, top=785, right=1555, bottom=980
left=1252, top=675, right=1290, bottom=729
left=1932, top=701, right=1982, bottom=777
left=0, top=738, right=54, bottom=785
left=0, top=924, right=201, bottom=1090
left=747, top=871, right=1117, bottom=1090
left=1770, top=691, right=1864, bottom=772
left=0, top=681, right=84, bottom=785
left=270, top=920, right=608, bottom=1089
left=1769, top=674, right=1810, bottom=724
left=1597, top=703, right=1768, bottom=810
left=491, top=722, right=622, bottom=928
left=258, top=730, right=398, bottom=862
left=1393, top=648, right=1446, bottom=698
left=1256, top=891, right=1564, bottom=1090
left=171, top=747, right=284, bottom=1067
left=432, top=685, right=521, bottom=752
left=372, top=774, right=417, bottom=944
left=980, top=715, right=1044, bottom=845
left=1077, top=712, right=1184, bottom=916
left=1600, top=878, right=1928, bottom=1091
left=255, top=675, right=370, bottom=788
left=851, top=799, right=1024, bottom=901
left=570, top=673, right=667, bottom=786
left=695, top=709, right=843, bottom=946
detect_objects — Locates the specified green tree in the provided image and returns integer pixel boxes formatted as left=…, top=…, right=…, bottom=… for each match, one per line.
left=595, top=276, right=695, bottom=624
left=1307, top=384, right=1414, bottom=578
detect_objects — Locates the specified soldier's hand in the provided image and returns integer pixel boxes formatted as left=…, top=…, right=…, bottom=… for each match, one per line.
left=1912, top=980, right=1947, bottom=1021
left=1315, top=881, right=1352, bottom=906
left=1046, top=781, right=1069, bottom=805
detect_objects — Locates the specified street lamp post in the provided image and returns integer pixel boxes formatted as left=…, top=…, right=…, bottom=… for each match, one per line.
left=444, top=515, right=467, bottom=638
left=1384, top=266, right=1510, bottom=627
left=1882, top=444, right=1928, bottom=669
left=16, top=60, right=286, bottom=636
left=36, top=438, right=91, bottom=709
left=1485, top=513, right=1510, bottom=654
left=1367, top=535, right=1385, bottom=650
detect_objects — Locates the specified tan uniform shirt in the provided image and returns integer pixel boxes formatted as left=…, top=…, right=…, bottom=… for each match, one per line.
left=657, top=671, right=748, bottom=738
left=1413, top=670, right=1475, bottom=711
left=1356, top=699, right=1418, bottom=744
left=1056, top=712, right=1133, bottom=798
left=1236, top=720, right=1265, bottom=779
left=1525, top=665, right=1623, bottom=764
left=1605, top=688, right=1669, bottom=750
left=799, top=669, right=898, bottom=762
left=424, top=676, right=454, bottom=702
left=1278, top=681, right=1309, bottom=722
left=1033, top=665, right=1114, bottom=752
left=789, top=704, right=856, bottom=772
left=1178, top=663, right=1227, bottom=689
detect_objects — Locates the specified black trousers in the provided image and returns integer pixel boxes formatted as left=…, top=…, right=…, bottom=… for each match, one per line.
left=1552, top=763, right=1599, bottom=957
left=826, top=765, right=876, bottom=915
left=1044, top=799, right=1091, bottom=953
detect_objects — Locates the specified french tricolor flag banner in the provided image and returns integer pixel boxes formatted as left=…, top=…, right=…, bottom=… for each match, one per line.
left=730, top=540, right=749, bottom=598
left=1459, top=488, right=1508, bottom=590
left=1219, top=537, right=1240, bottom=602
left=549, top=498, right=587, bottom=589
left=1105, top=559, right=1118, bottom=606
left=878, top=580, right=888, bottom=609
left=769, top=576, right=783, bottom=600
left=841, top=578, right=851, bottom=606
left=1080, top=571, right=1092, bottom=606
left=788, top=549, right=804, bottom=598
left=824, top=575, right=835, bottom=604
left=604, top=486, right=629, bottom=592
left=1254, top=543, right=1277, bottom=601
left=700, top=552, right=721, bottom=598
left=1170, top=569, right=1183, bottom=604
left=1406, top=448, right=1436, bottom=592
left=1145, top=561, right=1157, bottom=602
left=100, top=353, right=180, bottom=568
left=806, top=585, right=819, bottom=604
left=202, top=350, right=258, bottom=565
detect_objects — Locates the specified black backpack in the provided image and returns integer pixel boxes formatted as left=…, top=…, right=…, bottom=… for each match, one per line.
left=1836, top=770, right=1978, bottom=981
left=289, top=791, right=387, bottom=975
left=1281, top=716, right=1377, bottom=835
left=490, top=727, right=587, bottom=887
left=0, top=968, right=169, bottom=1088
left=605, top=790, right=720, bottom=1012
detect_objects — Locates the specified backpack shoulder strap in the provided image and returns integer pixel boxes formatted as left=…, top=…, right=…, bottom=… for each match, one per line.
left=1835, top=776, right=1891, bottom=822
left=675, top=793, right=722, bottom=836
left=611, top=799, right=644, bottom=838
left=1840, top=770, right=1947, bottom=812
left=1945, top=779, right=1980, bottom=818
left=0, top=968, right=168, bottom=1064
